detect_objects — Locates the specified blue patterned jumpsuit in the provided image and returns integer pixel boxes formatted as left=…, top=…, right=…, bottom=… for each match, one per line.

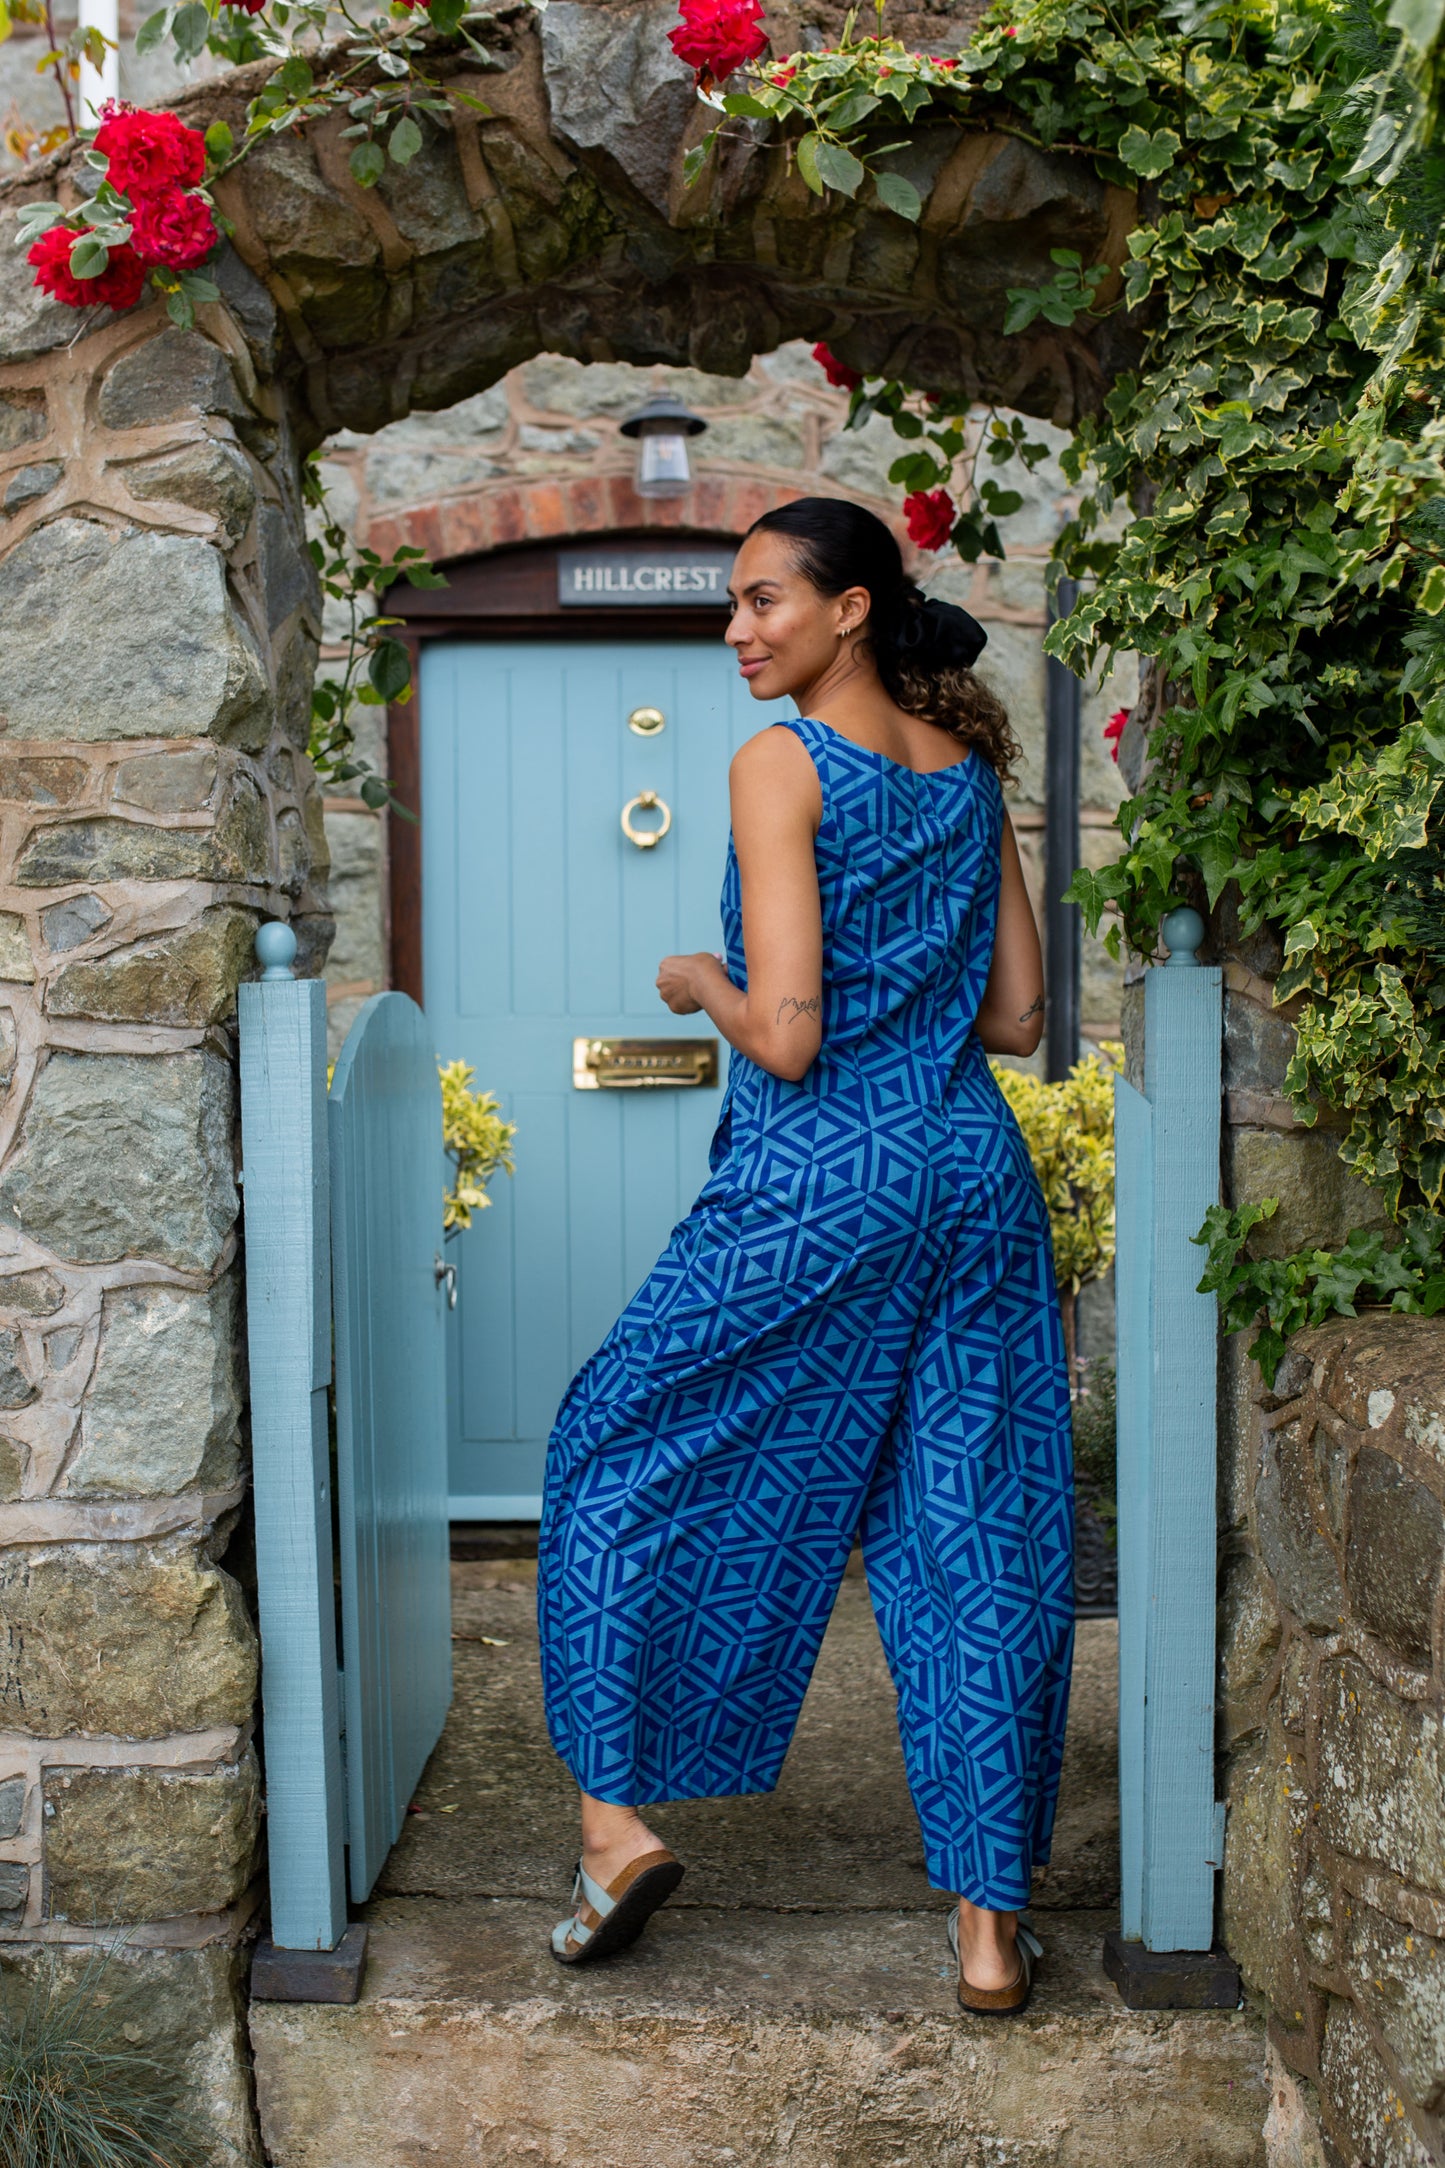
left=538, top=714, right=1075, bottom=1908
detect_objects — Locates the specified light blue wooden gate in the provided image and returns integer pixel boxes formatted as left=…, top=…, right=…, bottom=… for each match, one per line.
left=421, top=639, right=790, bottom=1518
left=1113, top=908, right=1224, bottom=1963
left=240, top=925, right=452, bottom=1960
left=330, top=991, right=452, bottom=1900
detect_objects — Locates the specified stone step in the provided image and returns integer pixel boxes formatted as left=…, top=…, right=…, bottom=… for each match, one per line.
left=249, top=1560, right=1268, bottom=2165
left=250, top=1896, right=1269, bottom=2167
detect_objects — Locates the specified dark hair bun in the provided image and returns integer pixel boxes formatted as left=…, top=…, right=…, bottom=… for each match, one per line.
left=896, top=590, right=988, bottom=670
left=745, top=496, right=1017, bottom=777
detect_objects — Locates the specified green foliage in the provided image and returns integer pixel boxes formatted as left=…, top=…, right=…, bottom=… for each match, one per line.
left=734, top=0, right=1445, bottom=1238
left=132, top=0, right=514, bottom=189
left=989, top=1046, right=1120, bottom=1326
left=302, top=452, right=446, bottom=812
left=439, top=1059, right=516, bottom=1231
left=1193, top=1199, right=1445, bottom=1384
left=1071, top=1356, right=1117, bottom=1528
left=0, top=1949, right=197, bottom=2168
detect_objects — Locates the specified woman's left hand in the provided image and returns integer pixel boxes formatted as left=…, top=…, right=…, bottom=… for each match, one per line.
left=656, top=952, right=724, bottom=1014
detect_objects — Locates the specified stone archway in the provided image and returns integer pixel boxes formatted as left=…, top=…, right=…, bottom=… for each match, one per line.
left=0, top=10, right=1141, bottom=2151
left=198, top=0, right=1134, bottom=442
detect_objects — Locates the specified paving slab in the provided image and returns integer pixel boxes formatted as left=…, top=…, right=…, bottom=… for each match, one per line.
left=377, top=1560, right=1121, bottom=1914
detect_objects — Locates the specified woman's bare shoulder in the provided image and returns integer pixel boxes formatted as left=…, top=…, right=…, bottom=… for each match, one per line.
left=729, top=724, right=821, bottom=824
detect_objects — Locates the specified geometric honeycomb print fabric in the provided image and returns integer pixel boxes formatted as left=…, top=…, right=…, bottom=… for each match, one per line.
left=538, top=714, right=1075, bottom=1906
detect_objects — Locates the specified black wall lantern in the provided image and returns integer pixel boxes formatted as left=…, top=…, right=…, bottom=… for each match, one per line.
left=618, top=391, right=709, bottom=500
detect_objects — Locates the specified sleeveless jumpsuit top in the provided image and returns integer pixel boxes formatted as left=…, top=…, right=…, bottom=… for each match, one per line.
left=538, top=714, right=1075, bottom=1909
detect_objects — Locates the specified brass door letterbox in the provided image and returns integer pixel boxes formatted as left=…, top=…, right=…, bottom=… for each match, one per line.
left=573, top=1037, right=719, bottom=1089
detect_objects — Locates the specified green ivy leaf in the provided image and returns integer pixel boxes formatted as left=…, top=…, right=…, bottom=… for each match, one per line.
left=68, top=235, right=110, bottom=280
left=350, top=140, right=386, bottom=188
left=814, top=139, right=865, bottom=197
left=369, top=637, right=412, bottom=702
left=720, top=92, right=772, bottom=119
left=795, top=131, right=825, bottom=196
left=681, top=137, right=713, bottom=188
left=276, top=53, right=314, bottom=97
left=389, top=114, right=424, bottom=166
left=135, top=4, right=174, bottom=54
left=1117, top=123, right=1180, bottom=179
left=1419, top=564, right=1445, bottom=615
left=171, top=0, right=209, bottom=58
left=205, top=120, right=234, bottom=163
left=429, top=0, right=466, bottom=33
left=875, top=170, right=921, bottom=222
left=825, top=89, right=880, bottom=129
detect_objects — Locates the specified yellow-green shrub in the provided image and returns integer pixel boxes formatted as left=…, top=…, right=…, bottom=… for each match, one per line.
left=440, top=1060, right=516, bottom=1231
left=990, top=1045, right=1121, bottom=1365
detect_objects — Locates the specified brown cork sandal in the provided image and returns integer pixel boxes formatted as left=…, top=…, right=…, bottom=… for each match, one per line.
left=550, top=1848, right=685, bottom=1965
left=946, top=1910, right=1043, bottom=2016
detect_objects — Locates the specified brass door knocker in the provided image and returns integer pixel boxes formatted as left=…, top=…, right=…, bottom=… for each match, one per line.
left=621, top=790, right=672, bottom=849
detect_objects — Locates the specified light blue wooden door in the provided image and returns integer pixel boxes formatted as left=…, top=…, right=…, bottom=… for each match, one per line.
left=330, top=992, right=452, bottom=1897
left=421, top=639, right=789, bottom=1517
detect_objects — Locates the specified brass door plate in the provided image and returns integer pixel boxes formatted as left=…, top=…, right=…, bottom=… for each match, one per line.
left=628, top=705, right=666, bottom=736
left=573, top=1036, right=719, bottom=1089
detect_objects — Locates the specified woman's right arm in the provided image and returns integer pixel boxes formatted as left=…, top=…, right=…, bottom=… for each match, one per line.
left=973, top=812, right=1046, bottom=1058
left=654, top=727, right=824, bottom=1082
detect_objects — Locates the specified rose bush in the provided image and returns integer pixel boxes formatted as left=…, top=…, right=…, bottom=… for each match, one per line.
left=903, top=488, right=956, bottom=553
left=811, top=342, right=861, bottom=392
left=27, top=223, right=147, bottom=310
left=18, top=99, right=221, bottom=322
left=130, top=189, right=218, bottom=269
left=92, top=103, right=204, bottom=194
left=668, top=0, right=768, bottom=84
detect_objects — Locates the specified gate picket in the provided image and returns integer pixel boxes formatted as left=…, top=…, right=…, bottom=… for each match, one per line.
left=1112, top=908, right=1223, bottom=1963
left=238, top=926, right=348, bottom=1954
left=330, top=993, right=454, bottom=1902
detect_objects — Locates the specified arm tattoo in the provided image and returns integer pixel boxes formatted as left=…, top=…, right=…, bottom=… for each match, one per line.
left=1018, top=994, right=1045, bottom=1025
left=776, top=994, right=822, bottom=1027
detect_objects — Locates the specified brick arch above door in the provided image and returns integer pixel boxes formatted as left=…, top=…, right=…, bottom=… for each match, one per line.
left=366, top=471, right=896, bottom=570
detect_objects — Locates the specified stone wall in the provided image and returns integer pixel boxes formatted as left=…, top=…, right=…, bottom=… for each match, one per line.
left=0, top=271, right=328, bottom=2160
left=1219, top=1315, right=1445, bottom=2168
left=1212, top=857, right=1445, bottom=2168
left=312, top=344, right=1133, bottom=1060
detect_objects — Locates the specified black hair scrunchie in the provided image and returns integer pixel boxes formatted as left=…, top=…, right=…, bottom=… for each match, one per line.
left=894, top=591, right=989, bottom=670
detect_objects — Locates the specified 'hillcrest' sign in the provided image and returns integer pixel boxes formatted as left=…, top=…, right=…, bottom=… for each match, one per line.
left=557, top=546, right=735, bottom=605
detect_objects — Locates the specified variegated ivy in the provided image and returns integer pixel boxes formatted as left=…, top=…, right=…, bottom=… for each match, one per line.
left=684, top=0, right=1445, bottom=1224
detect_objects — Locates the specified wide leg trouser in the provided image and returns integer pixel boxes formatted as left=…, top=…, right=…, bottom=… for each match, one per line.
left=537, top=1135, right=1075, bottom=1909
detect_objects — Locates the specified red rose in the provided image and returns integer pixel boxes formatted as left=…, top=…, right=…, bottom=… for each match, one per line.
left=904, top=488, right=956, bottom=553
left=130, top=187, right=218, bottom=270
left=93, top=102, right=205, bottom=197
left=812, top=342, right=863, bottom=392
left=1002, top=23, right=1018, bottom=33
left=1103, top=707, right=1129, bottom=762
left=28, top=224, right=148, bottom=312
left=929, top=54, right=959, bottom=66
left=770, top=63, right=796, bottom=85
left=668, top=0, right=768, bottom=83
left=219, top=0, right=267, bottom=13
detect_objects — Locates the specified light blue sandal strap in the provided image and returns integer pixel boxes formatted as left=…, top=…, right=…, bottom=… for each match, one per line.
left=945, top=1909, right=1042, bottom=1978
left=551, top=1860, right=618, bottom=1958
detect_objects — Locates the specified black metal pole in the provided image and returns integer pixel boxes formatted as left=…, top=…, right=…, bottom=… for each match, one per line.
left=1044, top=577, right=1082, bottom=1081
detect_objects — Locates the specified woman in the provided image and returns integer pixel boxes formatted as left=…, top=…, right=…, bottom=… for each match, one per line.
left=537, top=497, right=1074, bottom=2017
